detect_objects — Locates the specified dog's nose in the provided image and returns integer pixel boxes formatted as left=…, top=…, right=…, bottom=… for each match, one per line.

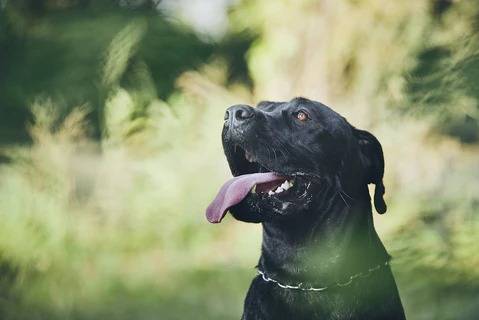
left=225, top=105, right=255, bottom=127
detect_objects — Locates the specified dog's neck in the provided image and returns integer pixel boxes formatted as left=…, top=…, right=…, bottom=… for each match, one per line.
left=257, top=182, right=389, bottom=285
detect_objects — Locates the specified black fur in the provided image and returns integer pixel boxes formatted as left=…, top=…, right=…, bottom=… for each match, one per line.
left=221, top=97, right=405, bottom=320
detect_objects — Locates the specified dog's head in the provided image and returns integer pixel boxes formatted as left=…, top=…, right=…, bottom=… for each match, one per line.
left=206, top=97, right=386, bottom=223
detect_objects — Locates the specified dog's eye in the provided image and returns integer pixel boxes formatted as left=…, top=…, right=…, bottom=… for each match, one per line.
left=295, top=110, right=310, bottom=122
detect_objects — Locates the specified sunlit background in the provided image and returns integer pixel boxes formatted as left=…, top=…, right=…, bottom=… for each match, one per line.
left=0, top=1, right=478, bottom=319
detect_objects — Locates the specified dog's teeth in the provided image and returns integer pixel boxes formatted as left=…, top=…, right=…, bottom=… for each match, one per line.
left=251, top=185, right=256, bottom=194
left=281, top=180, right=291, bottom=190
left=268, top=181, right=293, bottom=195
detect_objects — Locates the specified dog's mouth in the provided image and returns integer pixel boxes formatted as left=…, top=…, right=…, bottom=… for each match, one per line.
left=206, top=146, right=313, bottom=223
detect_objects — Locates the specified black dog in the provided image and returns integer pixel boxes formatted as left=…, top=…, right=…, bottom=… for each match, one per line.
left=206, top=97, right=405, bottom=320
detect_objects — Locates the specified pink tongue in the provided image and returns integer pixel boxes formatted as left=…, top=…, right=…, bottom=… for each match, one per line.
left=206, top=172, right=284, bottom=223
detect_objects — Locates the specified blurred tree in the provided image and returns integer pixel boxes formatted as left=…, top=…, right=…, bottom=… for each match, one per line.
left=0, top=0, right=255, bottom=144
left=405, top=0, right=479, bottom=143
left=230, top=0, right=479, bottom=144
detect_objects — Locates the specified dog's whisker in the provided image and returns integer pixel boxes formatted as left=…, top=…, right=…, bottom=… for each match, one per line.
left=340, top=190, right=354, bottom=201
left=337, top=190, right=351, bottom=208
left=272, top=148, right=278, bottom=163
left=264, top=144, right=273, bottom=168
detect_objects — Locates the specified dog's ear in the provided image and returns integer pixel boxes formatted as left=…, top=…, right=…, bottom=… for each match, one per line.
left=353, top=128, right=387, bottom=214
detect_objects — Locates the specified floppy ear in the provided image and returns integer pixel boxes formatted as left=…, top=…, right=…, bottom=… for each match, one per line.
left=354, top=128, right=387, bottom=214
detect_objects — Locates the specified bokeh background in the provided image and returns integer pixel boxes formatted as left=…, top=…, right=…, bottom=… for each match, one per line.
left=0, top=0, right=478, bottom=319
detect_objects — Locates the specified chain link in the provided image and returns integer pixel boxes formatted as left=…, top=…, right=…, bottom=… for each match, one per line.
left=257, top=261, right=389, bottom=292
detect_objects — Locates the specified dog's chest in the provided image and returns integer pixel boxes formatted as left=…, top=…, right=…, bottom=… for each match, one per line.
left=280, top=289, right=358, bottom=319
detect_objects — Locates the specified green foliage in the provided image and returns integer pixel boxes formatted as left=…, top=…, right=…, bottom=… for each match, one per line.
left=404, top=1, right=479, bottom=143
left=0, top=1, right=478, bottom=319
left=0, top=91, right=260, bottom=319
left=0, top=1, right=254, bottom=143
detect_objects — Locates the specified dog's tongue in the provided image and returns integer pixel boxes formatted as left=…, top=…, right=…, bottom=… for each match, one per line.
left=206, top=172, right=284, bottom=223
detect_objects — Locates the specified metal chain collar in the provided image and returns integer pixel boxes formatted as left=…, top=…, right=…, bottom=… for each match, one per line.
left=257, top=261, right=389, bottom=292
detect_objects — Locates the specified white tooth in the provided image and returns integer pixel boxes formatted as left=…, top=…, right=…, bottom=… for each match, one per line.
left=268, top=190, right=274, bottom=196
left=281, top=181, right=290, bottom=190
left=275, top=187, right=284, bottom=193
left=251, top=185, right=256, bottom=194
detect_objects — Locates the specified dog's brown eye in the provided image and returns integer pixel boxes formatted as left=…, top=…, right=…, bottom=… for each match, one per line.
left=295, top=111, right=310, bottom=122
